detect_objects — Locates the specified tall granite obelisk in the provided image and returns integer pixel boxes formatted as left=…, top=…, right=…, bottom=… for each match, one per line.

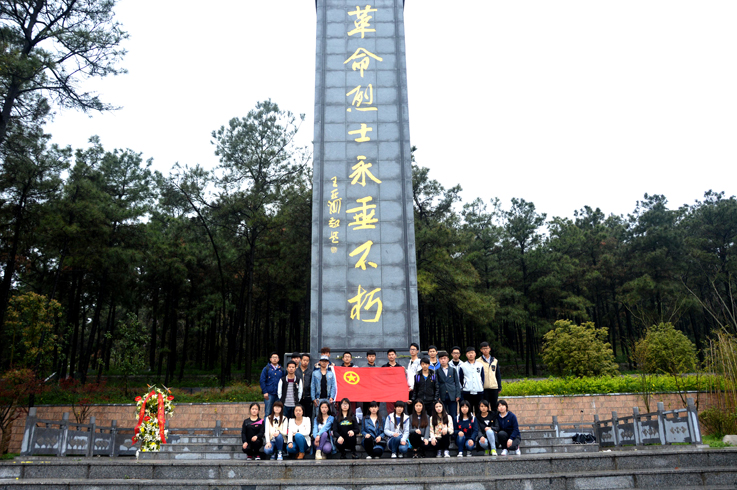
left=310, top=0, right=419, bottom=357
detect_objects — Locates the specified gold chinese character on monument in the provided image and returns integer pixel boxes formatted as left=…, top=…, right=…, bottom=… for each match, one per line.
left=328, top=217, right=340, bottom=228
left=348, top=285, right=383, bottom=322
left=328, top=198, right=342, bottom=214
left=350, top=156, right=382, bottom=187
left=348, top=123, right=373, bottom=143
left=344, top=48, right=383, bottom=77
left=346, top=85, right=377, bottom=112
left=331, top=189, right=339, bottom=199
left=347, top=5, right=377, bottom=38
left=346, top=196, right=378, bottom=230
left=331, top=176, right=338, bottom=187
left=349, top=240, right=378, bottom=270
left=330, top=231, right=339, bottom=244
left=331, top=247, right=338, bottom=253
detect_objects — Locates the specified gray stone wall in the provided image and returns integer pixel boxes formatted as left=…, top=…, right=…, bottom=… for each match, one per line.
left=310, top=0, right=419, bottom=356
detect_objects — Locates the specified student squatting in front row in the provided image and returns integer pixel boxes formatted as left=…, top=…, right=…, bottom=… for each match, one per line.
left=241, top=398, right=521, bottom=459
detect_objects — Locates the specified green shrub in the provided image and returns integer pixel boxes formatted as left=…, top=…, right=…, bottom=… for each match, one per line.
left=501, top=374, right=708, bottom=397
left=634, top=323, right=698, bottom=375
left=541, top=320, right=619, bottom=377
left=699, top=407, right=737, bottom=438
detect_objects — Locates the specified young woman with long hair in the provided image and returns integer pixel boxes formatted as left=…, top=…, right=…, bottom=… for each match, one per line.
left=455, top=400, right=479, bottom=457
left=313, top=400, right=335, bottom=459
left=360, top=401, right=386, bottom=459
left=430, top=400, right=453, bottom=458
left=384, top=400, right=410, bottom=458
left=286, top=404, right=311, bottom=459
left=333, top=398, right=359, bottom=459
left=263, top=401, right=288, bottom=460
left=241, top=402, right=264, bottom=460
left=409, top=399, right=431, bottom=458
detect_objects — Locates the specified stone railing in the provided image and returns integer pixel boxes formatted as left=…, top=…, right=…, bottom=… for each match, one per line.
left=20, top=406, right=243, bottom=457
left=594, top=397, right=701, bottom=447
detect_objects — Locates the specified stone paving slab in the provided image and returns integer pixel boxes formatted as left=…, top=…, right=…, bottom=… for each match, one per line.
left=3, top=448, right=737, bottom=484
left=0, top=467, right=736, bottom=489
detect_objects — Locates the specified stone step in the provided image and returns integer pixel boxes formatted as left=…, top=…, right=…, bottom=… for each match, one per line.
left=1, top=466, right=736, bottom=489
left=6, top=447, right=735, bottom=481
left=150, top=442, right=597, bottom=459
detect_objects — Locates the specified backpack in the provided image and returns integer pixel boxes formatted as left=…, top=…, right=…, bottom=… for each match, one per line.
left=415, top=373, right=436, bottom=384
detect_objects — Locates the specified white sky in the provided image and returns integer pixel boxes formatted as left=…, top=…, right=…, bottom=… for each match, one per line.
left=46, top=0, right=737, bottom=220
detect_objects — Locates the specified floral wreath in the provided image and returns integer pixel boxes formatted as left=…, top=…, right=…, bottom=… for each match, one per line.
left=132, top=385, right=175, bottom=453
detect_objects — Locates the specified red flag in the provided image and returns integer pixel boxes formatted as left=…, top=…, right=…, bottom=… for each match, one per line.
left=334, top=366, right=408, bottom=402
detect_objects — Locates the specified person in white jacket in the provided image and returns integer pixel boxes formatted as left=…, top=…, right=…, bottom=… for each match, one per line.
left=263, top=401, right=288, bottom=460
left=286, top=404, right=311, bottom=459
left=459, top=346, right=485, bottom=415
left=384, top=400, right=410, bottom=458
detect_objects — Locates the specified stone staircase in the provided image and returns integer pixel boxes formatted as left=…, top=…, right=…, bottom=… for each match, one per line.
left=2, top=447, right=737, bottom=489
left=136, top=427, right=598, bottom=460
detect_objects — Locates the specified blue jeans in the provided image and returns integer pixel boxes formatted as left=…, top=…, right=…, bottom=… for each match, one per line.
left=286, top=433, right=308, bottom=455
left=387, top=436, right=409, bottom=455
left=263, top=434, right=284, bottom=456
left=264, top=394, right=277, bottom=417
left=443, top=396, right=458, bottom=421
left=478, top=428, right=497, bottom=450
left=456, top=433, right=476, bottom=453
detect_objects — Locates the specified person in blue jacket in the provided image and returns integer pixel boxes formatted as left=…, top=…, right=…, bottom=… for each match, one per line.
left=496, top=399, right=521, bottom=455
left=313, top=401, right=335, bottom=459
left=260, top=352, right=283, bottom=417
left=311, top=355, right=337, bottom=409
left=455, top=400, right=479, bottom=457
left=361, top=401, right=386, bottom=459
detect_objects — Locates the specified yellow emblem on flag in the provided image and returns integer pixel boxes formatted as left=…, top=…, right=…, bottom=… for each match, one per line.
left=344, top=371, right=360, bottom=385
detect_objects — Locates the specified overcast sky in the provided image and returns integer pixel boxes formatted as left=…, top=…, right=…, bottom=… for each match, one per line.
left=46, top=0, right=737, bottom=221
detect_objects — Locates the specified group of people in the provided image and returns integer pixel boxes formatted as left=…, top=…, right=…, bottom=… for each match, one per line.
left=247, top=342, right=521, bottom=460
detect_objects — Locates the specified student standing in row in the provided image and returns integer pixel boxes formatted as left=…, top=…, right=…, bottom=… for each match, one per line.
left=286, top=404, right=311, bottom=459
left=460, top=346, right=484, bottom=415
left=241, top=403, right=264, bottom=460
left=311, top=355, right=336, bottom=408
left=426, top=345, right=440, bottom=371
left=277, top=361, right=303, bottom=418
left=437, top=351, right=461, bottom=421
left=406, top=342, right=422, bottom=395
left=333, top=398, right=359, bottom=459
left=382, top=349, right=405, bottom=414
left=296, top=353, right=313, bottom=419
left=362, top=350, right=379, bottom=418
left=480, top=342, right=502, bottom=410
left=411, top=357, right=439, bottom=406
left=260, top=352, right=283, bottom=416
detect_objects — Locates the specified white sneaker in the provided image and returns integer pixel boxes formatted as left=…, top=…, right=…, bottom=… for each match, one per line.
left=391, top=453, right=397, bottom=458
left=314, top=450, right=322, bottom=460
left=444, top=450, right=450, bottom=458
left=398, top=453, right=404, bottom=458
left=436, top=450, right=442, bottom=457
left=366, top=455, right=372, bottom=459
left=457, top=452, right=463, bottom=458
left=466, top=451, right=472, bottom=457
left=515, top=449, right=521, bottom=455
left=501, top=449, right=508, bottom=456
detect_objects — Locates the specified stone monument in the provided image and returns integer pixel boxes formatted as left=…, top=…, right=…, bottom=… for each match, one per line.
left=310, top=0, right=419, bottom=359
